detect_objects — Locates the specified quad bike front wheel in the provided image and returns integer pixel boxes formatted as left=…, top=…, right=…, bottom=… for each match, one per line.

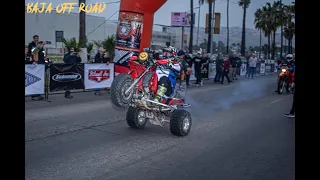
left=126, top=106, right=147, bottom=129
left=110, top=74, right=134, bottom=108
left=170, top=110, right=192, bottom=136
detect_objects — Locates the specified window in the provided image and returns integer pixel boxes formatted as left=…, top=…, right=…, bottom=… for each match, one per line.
left=55, top=31, right=64, bottom=42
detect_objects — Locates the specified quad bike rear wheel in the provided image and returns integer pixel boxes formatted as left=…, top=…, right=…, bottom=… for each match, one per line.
left=110, top=74, right=134, bottom=108
left=126, top=106, right=147, bottom=129
left=170, top=110, right=192, bottom=136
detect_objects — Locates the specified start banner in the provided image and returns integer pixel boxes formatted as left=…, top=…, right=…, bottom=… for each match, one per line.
left=84, top=63, right=114, bottom=89
left=25, top=64, right=45, bottom=95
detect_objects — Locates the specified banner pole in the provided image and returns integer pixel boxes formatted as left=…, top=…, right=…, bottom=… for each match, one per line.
left=44, top=65, right=51, bottom=102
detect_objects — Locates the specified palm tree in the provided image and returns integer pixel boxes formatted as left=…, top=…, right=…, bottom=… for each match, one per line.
left=238, top=0, right=251, bottom=56
left=226, top=0, right=230, bottom=54
left=200, top=0, right=215, bottom=53
left=283, top=22, right=294, bottom=54
left=79, top=0, right=86, bottom=48
left=86, top=42, right=94, bottom=60
left=189, top=0, right=194, bottom=53
left=61, top=37, right=87, bottom=53
left=270, top=1, right=282, bottom=60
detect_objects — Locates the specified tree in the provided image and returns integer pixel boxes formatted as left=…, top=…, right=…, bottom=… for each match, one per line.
left=86, top=42, right=93, bottom=59
left=200, top=0, right=215, bottom=53
left=79, top=0, right=86, bottom=48
left=270, top=1, right=282, bottom=60
left=283, top=3, right=295, bottom=54
left=217, top=41, right=225, bottom=53
left=226, top=0, right=230, bottom=54
left=238, top=0, right=251, bottom=56
left=61, top=37, right=87, bottom=53
left=189, top=0, right=194, bottom=53
left=199, top=38, right=207, bottom=50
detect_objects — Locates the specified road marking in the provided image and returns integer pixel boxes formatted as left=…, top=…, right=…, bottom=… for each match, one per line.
left=270, top=98, right=283, bottom=104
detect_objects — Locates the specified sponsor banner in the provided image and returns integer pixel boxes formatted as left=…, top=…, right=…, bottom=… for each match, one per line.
left=115, top=11, right=143, bottom=52
left=25, top=64, right=45, bottom=95
left=49, top=63, right=84, bottom=92
left=240, top=64, right=247, bottom=76
left=208, top=63, right=216, bottom=79
left=84, top=63, right=114, bottom=89
left=260, top=63, right=266, bottom=74
left=171, top=12, right=193, bottom=27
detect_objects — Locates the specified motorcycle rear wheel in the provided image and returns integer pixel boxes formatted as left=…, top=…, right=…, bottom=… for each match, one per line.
left=170, top=110, right=192, bottom=136
left=110, top=74, right=134, bottom=108
left=126, top=106, right=147, bottom=129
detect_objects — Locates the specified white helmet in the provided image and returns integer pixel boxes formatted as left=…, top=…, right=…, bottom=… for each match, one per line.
left=286, top=54, right=294, bottom=60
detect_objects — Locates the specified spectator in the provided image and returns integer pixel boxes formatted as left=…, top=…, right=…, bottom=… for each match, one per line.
left=285, top=82, right=295, bottom=118
left=184, top=52, right=193, bottom=87
left=63, top=47, right=82, bottom=99
left=93, top=47, right=111, bottom=95
left=236, top=55, right=242, bottom=76
left=175, top=50, right=191, bottom=108
left=25, top=45, right=33, bottom=64
left=221, top=56, right=232, bottom=84
left=192, top=51, right=205, bottom=86
left=229, top=53, right=237, bottom=81
left=247, top=53, right=258, bottom=79
left=27, top=35, right=46, bottom=100
left=63, top=47, right=81, bottom=64
left=214, top=53, right=223, bottom=83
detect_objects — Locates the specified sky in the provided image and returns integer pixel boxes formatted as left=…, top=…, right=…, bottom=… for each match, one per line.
left=25, top=0, right=295, bottom=29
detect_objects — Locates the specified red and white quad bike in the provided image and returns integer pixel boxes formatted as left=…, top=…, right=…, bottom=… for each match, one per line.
left=110, top=48, right=192, bottom=136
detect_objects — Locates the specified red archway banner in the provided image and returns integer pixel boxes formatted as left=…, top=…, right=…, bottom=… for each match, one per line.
left=113, top=0, right=167, bottom=64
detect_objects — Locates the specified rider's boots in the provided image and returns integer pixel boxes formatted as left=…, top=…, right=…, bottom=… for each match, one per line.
left=155, top=85, right=167, bottom=102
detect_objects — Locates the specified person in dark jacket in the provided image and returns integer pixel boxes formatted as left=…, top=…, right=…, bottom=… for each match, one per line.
left=236, top=56, right=242, bottom=76
left=221, top=56, right=232, bottom=84
left=214, top=54, right=224, bottom=83
left=93, top=47, right=111, bottom=95
left=229, top=54, right=237, bottom=81
left=63, top=47, right=82, bottom=64
left=192, top=51, right=205, bottom=86
left=63, top=46, right=82, bottom=99
left=285, top=80, right=295, bottom=118
left=25, top=45, right=33, bottom=64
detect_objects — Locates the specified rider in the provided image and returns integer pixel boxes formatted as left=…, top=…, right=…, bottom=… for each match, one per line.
left=155, top=50, right=191, bottom=108
left=275, top=54, right=294, bottom=92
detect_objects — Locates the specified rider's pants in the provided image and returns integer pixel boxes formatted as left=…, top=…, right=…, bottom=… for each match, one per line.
left=174, top=80, right=187, bottom=100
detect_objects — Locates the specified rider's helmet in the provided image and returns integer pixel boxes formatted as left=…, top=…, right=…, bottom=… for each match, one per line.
left=286, top=54, right=294, bottom=61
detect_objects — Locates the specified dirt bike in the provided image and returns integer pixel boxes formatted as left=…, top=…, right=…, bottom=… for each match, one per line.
left=277, top=66, right=294, bottom=94
left=110, top=48, right=192, bottom=136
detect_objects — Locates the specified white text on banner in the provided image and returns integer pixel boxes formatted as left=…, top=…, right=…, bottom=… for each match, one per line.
left=25, top=64, right=45, bottom=95
left=84, top=63, right=114, bottom=89
left=260, top=63, right=266, bottom=74
left=208, top=63, right=216, bottom=79
left=240, top=64, right=247, bottom=76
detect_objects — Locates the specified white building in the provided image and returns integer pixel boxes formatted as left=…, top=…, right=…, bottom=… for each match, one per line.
left=25, top=9, right=174, bottom=55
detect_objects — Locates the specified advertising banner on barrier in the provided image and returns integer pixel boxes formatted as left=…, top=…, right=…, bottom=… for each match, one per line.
left=84, top=63, right=114, bottom=89
left=208, top=63, right=216, bottom=79
left=50, top=63, right=85, bottom=92
left=240, top=64, right=247, bottom=76
left=260, top=63, right=266, bottom=74
left=25, top=64, right=45, bottom=95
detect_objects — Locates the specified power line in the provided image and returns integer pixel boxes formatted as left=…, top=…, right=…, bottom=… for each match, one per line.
left=86, top=10, right=119, bottom=37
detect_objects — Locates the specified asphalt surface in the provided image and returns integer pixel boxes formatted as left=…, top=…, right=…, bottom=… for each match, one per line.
left=25, top=74, right=295, bottom=180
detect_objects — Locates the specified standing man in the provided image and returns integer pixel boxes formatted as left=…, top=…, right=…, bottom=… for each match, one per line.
left=235, top=54, right=242, bottom=76
left=93, top=47, right=111, bottom=95
left=285, top=82, right=295, bottom=118
left=192, top=51, right=205, bottom=86
left=214, top=53, right=224, bottom=83
left=28, top=35, right=46, bottom=100
left=63, top=46, right=82, bottom=99
left=221, top=56, right=232, bottom=84
left=247, top=54, right=258, bottom=79
left=184, top=52, right=193, bottom=87
left=229, top=53, right=237, bottom=81
left=175, top=50, right=192, bottom=107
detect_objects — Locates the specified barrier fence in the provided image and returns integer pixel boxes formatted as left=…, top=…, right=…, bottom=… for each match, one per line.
left=25, top=62, right=276, bottom=99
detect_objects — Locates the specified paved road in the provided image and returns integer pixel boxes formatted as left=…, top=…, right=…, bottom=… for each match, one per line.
left=25, top=75, right=295, bottom=180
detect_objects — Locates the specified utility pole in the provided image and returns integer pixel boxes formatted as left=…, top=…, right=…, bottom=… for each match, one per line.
left=196, top=0, right=201, bottom=46
left=211, top=1, right=216, bottom=54
left=279, top=0, right=283, bottom=58
left=79, top=0, right=87, bottom=62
